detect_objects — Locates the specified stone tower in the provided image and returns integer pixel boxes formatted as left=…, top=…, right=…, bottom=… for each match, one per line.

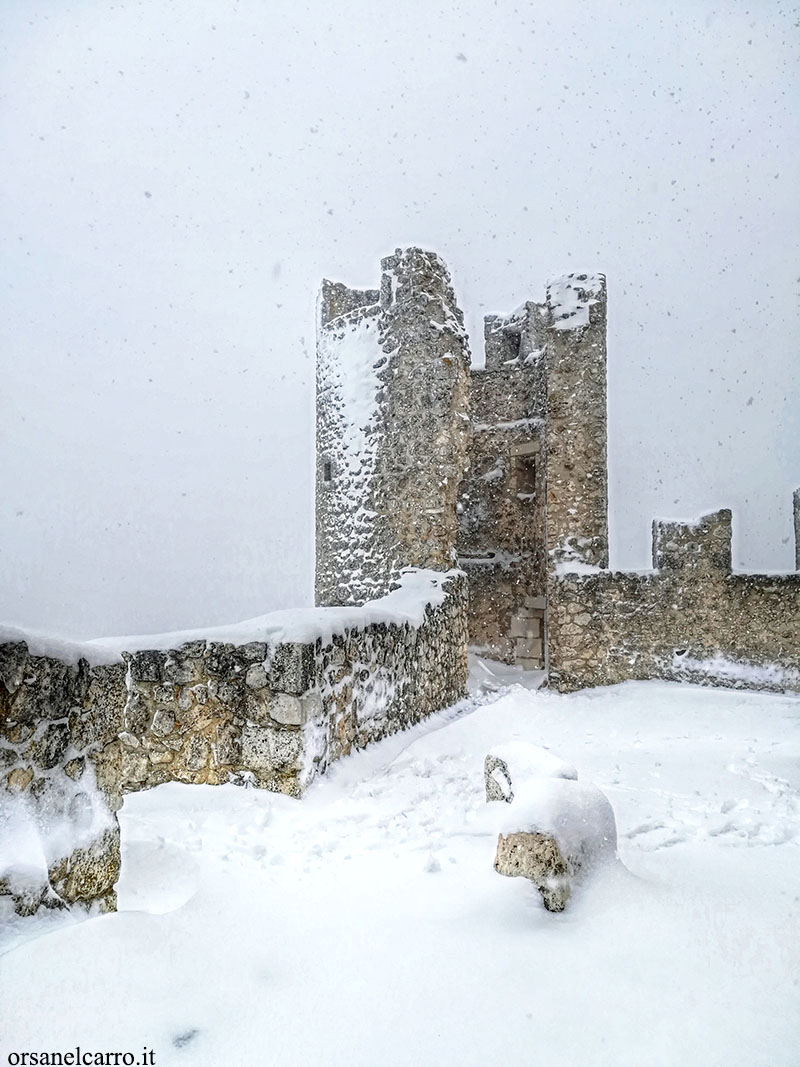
left=315, top=248, right=472, bottom=607
left=542, top=273, right=609, bottom=572
left=456, top=273, right=608, bottom=669
left=456, top=302, right=549, bottom=666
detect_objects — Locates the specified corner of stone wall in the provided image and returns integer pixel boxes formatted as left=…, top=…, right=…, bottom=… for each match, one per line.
left=793, top=488, right=800, bottom=572
left=0, top=642, right=124, bottom=916
left=303, top=569, right=469, bottom=780
left=318, top=279, right=380, bottom=329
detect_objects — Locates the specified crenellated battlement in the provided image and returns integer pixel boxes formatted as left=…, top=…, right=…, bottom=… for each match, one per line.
left=318, top=279, right=380, bottom=329
left=651, top=509, right=733, bottom=575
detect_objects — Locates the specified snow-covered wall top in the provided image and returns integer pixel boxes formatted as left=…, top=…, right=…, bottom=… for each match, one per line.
left=546, top=273, right=606, bottom=332
left=1, top=569, right=469, bottom=914
left=0, top=569, right=456, bottom=667
left=547, top=509, right=800, bottom=694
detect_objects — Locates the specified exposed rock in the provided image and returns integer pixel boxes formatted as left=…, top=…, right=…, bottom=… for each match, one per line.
left=486, top=744, right=616, bottom=912
left=49, top=827, right=121, bottom=906
left=151, top=706, right=176, bottom=736
left=495, top=831, right=572, bottom=912
left=484, top=754, right=514, bottom=803
left=270, top=643, right=314, bottom=695
left=184, top=734, right=211, bottom=773
left=268, top=693, right=304, bottom=726
left=30, top=722, right=70, bottom=769
left=6, top=766, right=33, bottom=792
left=245, top=663, right=268, bottom=690
left=64, top=757, right=85, bottom=780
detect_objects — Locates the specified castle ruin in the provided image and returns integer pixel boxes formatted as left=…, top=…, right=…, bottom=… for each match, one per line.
left=316, top=247, right=800, bottom=692
left=1, top=245, right=798, bottom=917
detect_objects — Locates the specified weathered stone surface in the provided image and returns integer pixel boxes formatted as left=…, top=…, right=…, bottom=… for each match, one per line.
left=547, top=510, right=800, bottom=694
left=240, top=723, right=273, bottom=772
left=129, top=649, right=164, bottom=683
left=245, top=663, right=268, bottom=690
left=64, top=757, right=85, bottom=780
left=495, top=831, right=571, bottom=912
left=48, top=827, right=121, bottom=907
left=0, top=641, right=28, bottom=696
left=269, top=643, right=314, bottom=695
left=30, top=722, right=70, bottom=769
left=315, top=247, right=472, bottom=607
left=151, top=706, right=175, bottom=736
left=268, top=693, right=304, bottom=726
left=484, top=754, right=514, bottom=803
left=0, top=643, right=125, bottom=917
left=184, top=734, right=210, bottom=772
left=6, top=766, right=33, bottom=792
left=123, top=691, right=150, bottom=735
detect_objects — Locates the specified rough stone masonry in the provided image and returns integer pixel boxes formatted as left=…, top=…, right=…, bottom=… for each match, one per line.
left=0, top=571, right=467, bottom=914
left=1, top=244, right=797, bottom=917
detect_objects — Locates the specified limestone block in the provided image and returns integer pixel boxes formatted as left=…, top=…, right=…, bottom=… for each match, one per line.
left=239, top=642, right=268, bottom=663
left=245, top=663, right=268, bottom=690
left=123, top=692, right=150, bottom=735
left=269, top=643, right=315, bottom=695
left=495, top=832, right=571, bottom=912
left=0, top=642, right=28, bottom=695
left=213, top=723, right=241, bottom=766
left=5, top=722, right=33, bottom=745
left=151, top=706, right=176, bottom=736
left=241, top=723, right=274, bottom=772
left=484, top=744, right=614, bottom=912
left=177, top=687, right=194, bottom=712
left=148, top=745, right=173, bottom=766
left=49, top=827, right=121, bottom=907
left=7, top=766, right=33, bottom=792
left=205, top=643, right=245, bottom=678
left=64, top=757, right=85, bottom=780
left=302, top=691, right=324, bottom=723
left=30, top=722, right=70, bottom=770
left=269, top=729, right=303, bottom=771
left=120, top=749, right=148, bottom=783
left=129, top=650, right=164, bottom=684
left=184, top=734, right=211, bottom=772
left=163, top=655, right=199, bottom=685
left=241, top=723, right=303, bottom=774
left=268, top=693, right=304, bottom=726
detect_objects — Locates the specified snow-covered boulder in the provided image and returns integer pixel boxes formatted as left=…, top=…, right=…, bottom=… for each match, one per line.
left=483, top=744, right=616, bottom=912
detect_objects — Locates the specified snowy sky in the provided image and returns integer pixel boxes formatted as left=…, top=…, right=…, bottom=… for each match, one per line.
left=1, top=0, right=798, bottom=638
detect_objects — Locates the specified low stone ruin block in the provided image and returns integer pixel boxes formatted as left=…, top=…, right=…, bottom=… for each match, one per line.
left=483, top=744, right=616, bottom=912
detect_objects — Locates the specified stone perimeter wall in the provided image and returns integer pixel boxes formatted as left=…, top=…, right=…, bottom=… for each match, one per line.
left=0, top=571, right=468, bottom=914
left=548, top=510, right=800, bottom=693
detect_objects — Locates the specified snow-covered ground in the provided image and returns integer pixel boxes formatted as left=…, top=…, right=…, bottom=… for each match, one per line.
left=1, top=675, right=799, bottom=1066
